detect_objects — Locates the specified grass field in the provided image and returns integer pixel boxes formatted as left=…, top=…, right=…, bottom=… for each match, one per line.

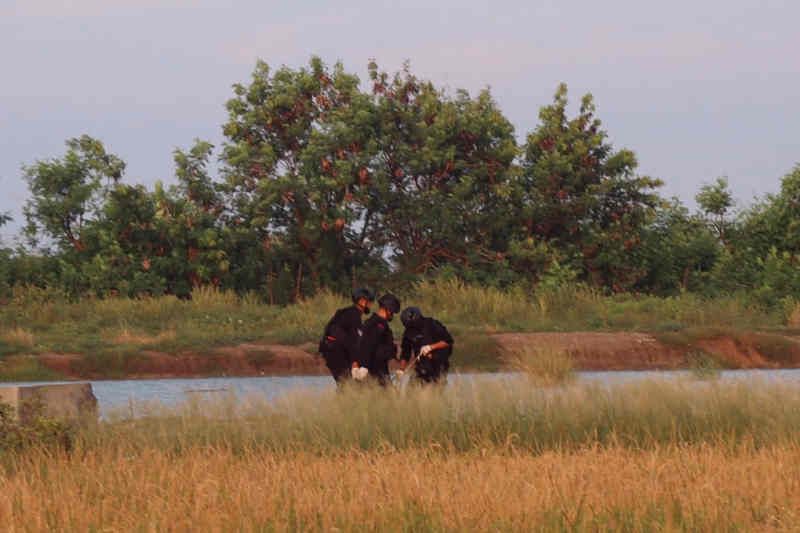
left=3, top=445, right=799, bottom=531
left=1, top=280, right=797, bottom=380
left=3, top=379, right=800, bottom=530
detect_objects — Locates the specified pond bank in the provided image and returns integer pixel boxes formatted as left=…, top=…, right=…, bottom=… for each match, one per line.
left=2, top=330, right=800, bottom=380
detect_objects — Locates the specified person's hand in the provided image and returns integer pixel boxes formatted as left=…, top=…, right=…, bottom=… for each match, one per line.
left=420, top=345, right=434, bottom=358
left=351, top=367, right=369, bottom=381
left=394, top=369, right=405, bottom=379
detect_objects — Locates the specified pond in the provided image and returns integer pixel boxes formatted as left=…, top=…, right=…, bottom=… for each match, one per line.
left=6, top=369, right=800, bottom=417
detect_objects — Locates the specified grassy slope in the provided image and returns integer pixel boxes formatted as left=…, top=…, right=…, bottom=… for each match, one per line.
left=3, top=381, right=800, bottom=530
left=0, top=281, right=797, bottom=379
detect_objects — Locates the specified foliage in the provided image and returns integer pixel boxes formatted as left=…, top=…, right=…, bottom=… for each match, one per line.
left=638, top=198, right=720, bottom=294
left=4, top=57, right=800, bottom=305
left=0, top=401, right=74, bottom=451
left=696, top=176, right=734, bottom=244
left=514, top=84, right=663, bottom=290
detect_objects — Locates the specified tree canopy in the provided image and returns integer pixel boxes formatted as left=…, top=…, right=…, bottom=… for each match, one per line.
left=5, top=57, right=799, bottom=306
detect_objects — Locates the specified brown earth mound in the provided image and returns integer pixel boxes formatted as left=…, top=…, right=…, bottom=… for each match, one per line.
left=37, top=343, right=327, bottom=379
left=493, top=332, right=685, bottom=370
left=21, top=331, right=800, bottom=380
left=492, top=331, right=800, bottom=371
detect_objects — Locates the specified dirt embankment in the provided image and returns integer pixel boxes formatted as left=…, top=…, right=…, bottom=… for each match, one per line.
left=35, top=343, right=328, bottom=380
left=493, top=331, right=800, bottom=371
left=10, top=331, right=800, bottom=379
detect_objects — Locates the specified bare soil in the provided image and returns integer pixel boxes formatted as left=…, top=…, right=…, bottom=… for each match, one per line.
left=492, top=332, right=686, bottom=370
left=18, top=331, right=800, bottom=379
left=35, top=343, right=327, bottom=379
left=493, top=331, right=800, bottom=370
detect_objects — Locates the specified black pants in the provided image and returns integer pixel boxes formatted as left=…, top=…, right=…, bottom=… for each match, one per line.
left=414, top=356, right=449, bottom=384
left=322, top=346, right=351, bottom=385
left=369, top=360, right=391, bottom=387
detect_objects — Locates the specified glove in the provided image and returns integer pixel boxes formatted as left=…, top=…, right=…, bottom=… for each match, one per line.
left=420, top=345, right=434, bottom=358
left=351, top=366, right=369, bottom=381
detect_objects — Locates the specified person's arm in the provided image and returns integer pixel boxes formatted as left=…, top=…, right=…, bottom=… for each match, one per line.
left=420, top=321, right=453, bottom=357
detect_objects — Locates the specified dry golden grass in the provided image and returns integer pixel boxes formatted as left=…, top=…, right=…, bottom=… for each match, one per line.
left=500, top=344, right=575, bottom=384
left=1, top=445, right=799, bottom=531
left=788, top=302, right=800, bottom=328
left=110, top=327, right=176, bottom=346
left=0, top=327, right=35, bottom=349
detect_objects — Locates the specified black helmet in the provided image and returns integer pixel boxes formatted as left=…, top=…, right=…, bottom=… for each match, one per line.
left=401, top=306, right=424, bottom=328
left=377, top=293, right=401, bottom=314
left=351, top=287, right=375, bottom=304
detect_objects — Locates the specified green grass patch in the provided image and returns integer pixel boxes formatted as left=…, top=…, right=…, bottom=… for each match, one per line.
left=0, top=281, right=791, bottom=378
left=0, top=356, right=64, bottom=382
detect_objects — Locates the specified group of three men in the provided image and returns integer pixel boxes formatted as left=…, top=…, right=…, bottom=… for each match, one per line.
left=318, top=288, right=454, bottom=387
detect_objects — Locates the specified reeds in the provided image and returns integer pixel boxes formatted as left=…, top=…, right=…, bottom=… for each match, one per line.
left=76, top=379, right=800, bottom=454
left=2, top=444, right=800, bottom=531
left=500, top=344, right=575, bottom=384
left=0, top=328, right=35, bottom=349
left=4, top=380, right=800, bottom=531
left=787, top=300, right=800, bottom=328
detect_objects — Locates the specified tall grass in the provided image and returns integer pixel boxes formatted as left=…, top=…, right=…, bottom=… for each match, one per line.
left=4, top=381, right=800, bottom=530
left=787, top=299, right=800, bottom=328
left=2, top=445, right=799, bottom=531
left=0, top=280, right=789, bottom=379
left=76, top=379, right=800, bottom=455
left=500, top=345, right=575, bottom=384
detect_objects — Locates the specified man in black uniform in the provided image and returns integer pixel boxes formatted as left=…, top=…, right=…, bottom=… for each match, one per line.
left=318, top=287, right=374, bottom=385
left=399, top=307, right=454, bottom=385
left=357, top=293, right=401, bottom=387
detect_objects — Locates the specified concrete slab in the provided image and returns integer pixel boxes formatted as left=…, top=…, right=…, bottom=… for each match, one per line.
left=0, top=383, right=97, bottom=423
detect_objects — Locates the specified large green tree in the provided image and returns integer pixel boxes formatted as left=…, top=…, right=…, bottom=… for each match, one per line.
left=23, top=135, right=125, bottom=253
left=221, top=57, right=381, bottom=299
left=696, top=176, right=734, bottom=245
left=514, top=84, right=663, bottom=290
left=364, top=62, right=517, bottom=278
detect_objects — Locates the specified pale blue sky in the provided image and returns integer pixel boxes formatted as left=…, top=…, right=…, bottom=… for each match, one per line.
left=2, top=0, right=798, bottom=240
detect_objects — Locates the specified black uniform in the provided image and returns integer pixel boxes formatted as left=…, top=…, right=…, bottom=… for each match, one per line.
left=401, top=317, right=454, bottom=384
left=358, top=313, right=397, bottom=386
left=319, top=305, right=364, bottom=383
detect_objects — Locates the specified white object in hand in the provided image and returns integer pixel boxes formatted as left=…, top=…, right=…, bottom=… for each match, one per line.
left=420, top=345, right=434, bottom=357
left=351, top=367, right=369, bottom=381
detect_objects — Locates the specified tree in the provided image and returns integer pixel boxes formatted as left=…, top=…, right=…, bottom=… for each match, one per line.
left=696, top=176, right=734, bottom=245
left=23, top=135, right=125, bottom=252
left=221, top=57, right=380, bottom=299
left=638, top=199, right=720, bottom=293
left=156, top=141, right=229, bottom=295
left=515, top=84, right=662, bottom=290
left=365, top=62, right=517, bottom=276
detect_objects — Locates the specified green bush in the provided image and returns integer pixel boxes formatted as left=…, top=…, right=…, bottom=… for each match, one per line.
left=0, top=401, right=75, bottom=452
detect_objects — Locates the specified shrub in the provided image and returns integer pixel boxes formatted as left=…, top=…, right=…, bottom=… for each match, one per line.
left=0, top=400, right=75, bottom=451
left=500, top=344, right=575, bottom=384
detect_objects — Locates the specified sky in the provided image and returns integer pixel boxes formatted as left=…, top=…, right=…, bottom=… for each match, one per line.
left=2, top=0, right=798, bottom=241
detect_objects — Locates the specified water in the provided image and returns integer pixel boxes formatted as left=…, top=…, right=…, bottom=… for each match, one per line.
left=6, top=369, right=800, bottom=417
